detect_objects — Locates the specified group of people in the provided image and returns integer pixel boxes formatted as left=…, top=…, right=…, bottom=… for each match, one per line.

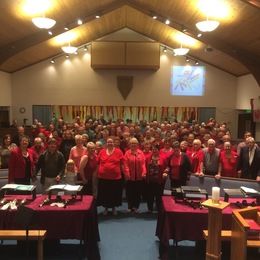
left=0, top=116, right=259, bottom=215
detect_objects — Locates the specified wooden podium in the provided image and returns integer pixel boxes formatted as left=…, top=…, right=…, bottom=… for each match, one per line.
left=231, top=207, right=260, bottom=260
left=202, top=199, right=230, bottom=260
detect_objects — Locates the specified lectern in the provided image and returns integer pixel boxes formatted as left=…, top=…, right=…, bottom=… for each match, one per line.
left=231, top=207, right=260, bottom=260
left=202, top=199, right=230, bottom=260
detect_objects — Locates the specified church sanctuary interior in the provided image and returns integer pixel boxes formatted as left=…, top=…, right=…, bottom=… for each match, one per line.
left=0, top=1, right=260, bottom=260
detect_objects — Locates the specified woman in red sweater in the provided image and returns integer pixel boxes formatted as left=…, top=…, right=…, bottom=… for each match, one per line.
left=9, top=136, right=35, bottom=184
left=79, top=142, right=98, bottom=196
left=124, top=138, right=146, bottom=213
left=186, top=139, right=204, bottom=175
left=167, top=141, right=191, bottom=188
left=146, top=144, right=167, bottom=213
left=97, top=138, right=124, bottom=215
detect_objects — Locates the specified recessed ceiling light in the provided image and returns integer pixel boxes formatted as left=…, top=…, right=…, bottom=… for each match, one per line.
left=197, top=33, right=202, bottom=37
left=165, top=19, right=170, bottom=25
left=48, top=31, right=52, bottom=35
left=77, top=19, right=83, bottom=25
left=64, top=27, right=69, bottom=31
left=50, top=59, right=55, bottom=64
left=153, top=15, right=157, bottom=19
left=95, top=15, right=100, bottom=19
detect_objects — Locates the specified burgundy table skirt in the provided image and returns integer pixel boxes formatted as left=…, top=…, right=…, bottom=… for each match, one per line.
left=0, top=195, right=100, bottom=260
left=156, top=196, right=257, bottom=259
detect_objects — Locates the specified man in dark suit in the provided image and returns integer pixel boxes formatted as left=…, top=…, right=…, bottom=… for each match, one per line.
left=238, top=137, right=260, bottom=181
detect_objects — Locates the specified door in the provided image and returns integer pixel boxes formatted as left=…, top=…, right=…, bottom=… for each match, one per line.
left=237, top=113, right=255, bottom=139
left=0, top=110, right=9, bottom=127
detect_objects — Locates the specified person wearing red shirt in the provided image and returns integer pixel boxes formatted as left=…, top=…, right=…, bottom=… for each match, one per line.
left=186, top=139, right=204, bottom=175
left=97, top=138, right=124, bottom=215
left=95, top=141, right=103, bottom=155
left=186, top=133, right=195, bottom=153
left=79, top=142, right=98, bottom=196
left=180, top=140, right=188, bottom=153
left=9, top=136, right=35, bottom=184
left=167, top=141, right=191, bottom=188
left=30, top=137, right=45, bottom=165
left=216, top=141, right=239, bottom=178
left=124, top=138, right=146, bottom=213
left=146, top=144, right=167, bottom=213
left=152, top=131, right=164, bottom=149
left=143, top=141, right=152, bottom=162
left=159, top=138, right=173, bottom=170
left=69, top=135, right=87, bottom=179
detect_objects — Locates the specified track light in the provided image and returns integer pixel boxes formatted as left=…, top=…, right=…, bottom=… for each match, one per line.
left=48, top=31, right=53, bottom=35
left=163, top=47, right=167, bottom=53
left=50, top=59, right=55, bottom=64
left=65, top=54, right=69, bottom=59
left=197, top=33, right=202, bottom=38
left=77, top=19, right=83, bottom=25
left=152, top=15, right=157, bottom=19
left=165, top=19, right=170, bottom=25
left=64, top=27, right=69, bottom=31
left=84, top=45, right=88, bottom=51
left=95, top=15, right=100, bottom=19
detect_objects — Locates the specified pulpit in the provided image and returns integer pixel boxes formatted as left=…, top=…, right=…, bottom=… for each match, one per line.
left=201, top=199, right=230, bottom=260
left=231, top=207, right=260, bottom=260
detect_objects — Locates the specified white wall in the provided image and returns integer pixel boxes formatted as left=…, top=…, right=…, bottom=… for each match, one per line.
left=0, top=71, right=12, bottom=124
left=9, top=28, right=241, bottom=138
left=236, top=74, right=260, bottom=109
left=11, top=49, right=237, bottom=123
left=237, top=74, right=260, bottom=140
left=0, top=71, right=12, bottom=106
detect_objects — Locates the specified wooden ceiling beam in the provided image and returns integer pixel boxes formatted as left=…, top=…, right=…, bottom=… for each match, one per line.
left=242, top=0, right=260, bottom=9
left=1, top=0, right=258, bottom=82
left=0, top=0, right=126, bottom=65
left=126, top=0, right=260, bottom=86
left=200, top=33, right=260, bottom=86
left=126, top=26, right=239, bottom=77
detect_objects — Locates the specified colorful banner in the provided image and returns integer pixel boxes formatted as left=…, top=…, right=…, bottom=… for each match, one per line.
left=52, top=105, right=198, bottom=123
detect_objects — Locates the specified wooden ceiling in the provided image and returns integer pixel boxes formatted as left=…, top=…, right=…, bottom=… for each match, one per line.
left=0, top=0, right=260, bottom=85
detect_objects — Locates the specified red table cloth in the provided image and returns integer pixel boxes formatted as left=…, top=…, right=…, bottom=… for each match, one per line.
left=156, top=196, right=258, bottom=259
left=0, top=195, right=100, bottom=260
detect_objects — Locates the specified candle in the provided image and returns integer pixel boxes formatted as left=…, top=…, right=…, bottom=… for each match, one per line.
left=212, top=187, right=220, bottom=204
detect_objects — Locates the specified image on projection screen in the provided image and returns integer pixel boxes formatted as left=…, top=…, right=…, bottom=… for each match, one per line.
left=170, top=66, right=205, bottom=96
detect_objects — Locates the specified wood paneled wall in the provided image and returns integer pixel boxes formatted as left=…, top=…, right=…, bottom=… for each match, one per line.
left=91, top=41, right=160, bottom=69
